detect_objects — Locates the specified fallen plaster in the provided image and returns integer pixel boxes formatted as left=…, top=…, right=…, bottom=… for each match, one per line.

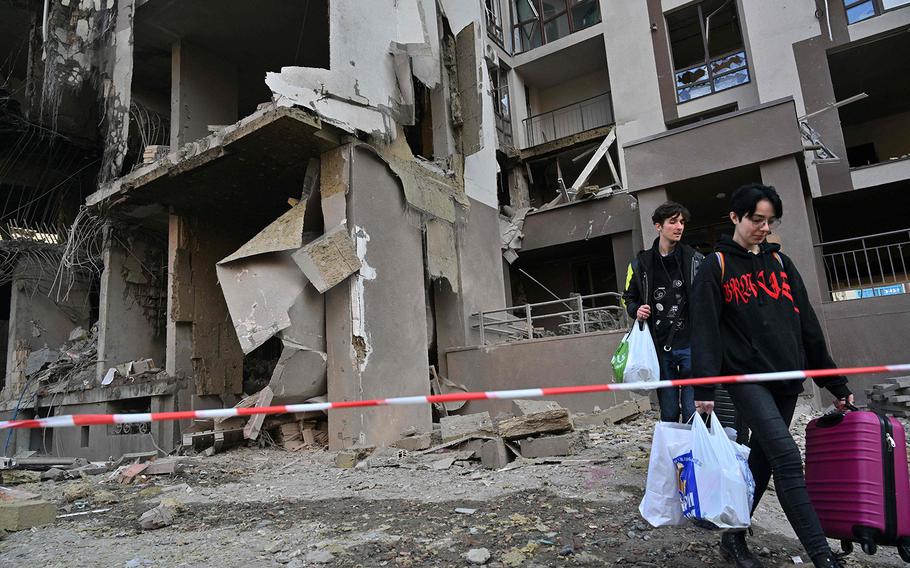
left=292, top=224, right=362, bottom=294
left=369, top=137, right=467, bottom=223
left=426, top=219, right=459, bottom=293
left=499, top=207, right=532, bottom=264
left=349, top=225, right=375, bottom=374
left=266, top=0, right=440, bottom=141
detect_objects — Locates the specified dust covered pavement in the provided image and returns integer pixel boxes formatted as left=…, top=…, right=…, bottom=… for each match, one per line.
left=0, top=409, right=896, bottom=567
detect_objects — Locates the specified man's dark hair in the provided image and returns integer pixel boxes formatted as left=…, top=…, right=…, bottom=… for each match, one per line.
left=730, top=183, right=783, bottom=219
left=651, top=201, right=691, bottom=225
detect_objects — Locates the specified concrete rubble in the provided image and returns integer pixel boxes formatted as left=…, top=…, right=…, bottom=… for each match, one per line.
left=0, top=403, right=895, bottom=566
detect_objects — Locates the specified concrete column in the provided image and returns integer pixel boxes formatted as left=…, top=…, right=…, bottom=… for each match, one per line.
left=759, top=156, right=824, bottom=305
left=323, top=146, right=432, bottom=450
left=165, top=214, right=193, bottom=436
left=634, top=187, right=669, bottom=250
left=170, top=41, right=238, bottom=148
left=611, top=231, right=634, bottom=293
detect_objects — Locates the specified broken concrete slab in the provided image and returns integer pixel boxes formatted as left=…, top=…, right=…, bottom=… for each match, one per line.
left=603, top=396, right=651, bottom=425
left=571, top=413, right=607, bottom=429
left=40, top=468, right=67, bottom=482
left=143, top=459, right=178, bottom=476
left=118, top=463, right=149, bottom=484
left=392, top=433, right=433, bottom=452
left=480, top=438, right=511, bottom=470
left=497, top=410, right=572, bottom=440
left=292, top=224, right=362, bottom=294
left=517, top=431, right=589, bottom=459
left=220, top=200, right=308, bottom=264
left=511, top=400, right=563, bottom=416
left=25, top=347, right=60, bottom=376
left=139, top=498, right=182, bottom=530
left=440, top=412, right=494, bottom=442
left=217, top=250, right=314, bottom=355
left=268, top=342, right=327, bottom=403
left=0, top=500, right=56, bottom=531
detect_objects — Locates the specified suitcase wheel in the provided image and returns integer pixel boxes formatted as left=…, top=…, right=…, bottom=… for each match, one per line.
left=839, top=540, right=853, bottom=555
left=898, top=542, right=910, bottom=563
left=861, top=541, right=877, bottom=555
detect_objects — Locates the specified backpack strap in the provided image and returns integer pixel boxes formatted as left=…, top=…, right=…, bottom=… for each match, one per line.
left=772, top=251, right=784, bottom=269
left=715, top=251, right=725, bottom=280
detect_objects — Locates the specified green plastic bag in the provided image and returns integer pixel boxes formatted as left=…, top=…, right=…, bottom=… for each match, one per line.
left=611, top=329, right=631, bottom=382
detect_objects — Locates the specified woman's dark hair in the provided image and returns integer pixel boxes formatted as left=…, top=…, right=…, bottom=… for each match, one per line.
left=730, top=183, right=783, bottom=219
left=651, top=201, right=691, bottom=225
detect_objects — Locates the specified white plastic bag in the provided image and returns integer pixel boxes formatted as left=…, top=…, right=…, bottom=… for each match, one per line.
left=623, top=321, right=660, bottom=383
left=640, top=422, right=693, bottom=527
left=675, top=413, right=754, bottom=530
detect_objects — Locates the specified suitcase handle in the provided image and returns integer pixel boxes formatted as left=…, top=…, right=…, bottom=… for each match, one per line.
left=816, top=402, right=860, bottom=428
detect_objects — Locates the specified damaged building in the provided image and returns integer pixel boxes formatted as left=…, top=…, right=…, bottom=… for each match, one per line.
left=0, top=0, right=908, bottom=459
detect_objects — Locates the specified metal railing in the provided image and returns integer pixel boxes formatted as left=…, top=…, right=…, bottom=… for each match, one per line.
left=472, top=291, right=630, bottom=345
left=815, top=228, right=910, bottom=301
left=522, top=92, right=613, bottom=148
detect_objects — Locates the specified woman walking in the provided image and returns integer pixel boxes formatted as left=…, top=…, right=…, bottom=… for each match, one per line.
left=690, top=183, right=854, bottom=568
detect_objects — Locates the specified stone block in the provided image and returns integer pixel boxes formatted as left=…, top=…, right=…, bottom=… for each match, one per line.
left=392, top=433, right=432, bottom=451
left=517, top=431, right=589, bottom=459
left=0, top=500, right=56, bottom=531
left=480, top=438, right=510, bottom=470
left=497, top=409, right=571, bottom=440
left=440, top=412, right=494, bottom=442
left=511, top=400, right=563, bottom=416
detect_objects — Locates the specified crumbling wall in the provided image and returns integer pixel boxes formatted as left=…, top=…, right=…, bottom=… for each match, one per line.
left=96, top=228, right=166, bottom=381
left=99, top=0, right=135, bottom=182
left=266, top=0, right=441, bottom=141
left=167, top=214, right=244, bottom=397
left=4, top=261, right=93, bottom=397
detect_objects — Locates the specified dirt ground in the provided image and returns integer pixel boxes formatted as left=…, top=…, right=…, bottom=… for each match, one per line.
left=0, top=406, right=904, bottom=567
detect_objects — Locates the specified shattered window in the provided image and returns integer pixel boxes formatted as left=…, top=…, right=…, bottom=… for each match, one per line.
left=511, top=0, right=601, bottom=53
left=667, top=0, right=750, bottom=103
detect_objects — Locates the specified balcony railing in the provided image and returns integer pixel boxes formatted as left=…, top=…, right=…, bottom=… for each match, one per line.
left=522, top=92, right=613, bottom=148
left=815, top=228, right=910, bottom=301
left=472, top=291, right=630, bottom=345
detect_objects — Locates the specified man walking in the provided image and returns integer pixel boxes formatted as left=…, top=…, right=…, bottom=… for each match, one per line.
left=622, top=201, right=703, bottom=422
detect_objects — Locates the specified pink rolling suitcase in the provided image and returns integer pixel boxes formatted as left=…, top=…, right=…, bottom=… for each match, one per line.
left=805, top=410, right=910, bottom=561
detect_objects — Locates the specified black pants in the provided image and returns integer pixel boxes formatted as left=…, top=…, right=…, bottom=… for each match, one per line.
left=727, top=383, right=830, bottom=560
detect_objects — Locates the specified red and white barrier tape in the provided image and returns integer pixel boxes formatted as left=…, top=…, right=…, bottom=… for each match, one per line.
left=3, top=364, right=908, bottom=430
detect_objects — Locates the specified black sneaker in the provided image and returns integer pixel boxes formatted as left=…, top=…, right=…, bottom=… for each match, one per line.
left=720, top=530, right=765, bottom=568
left=810, top=553, right=845, bottom=568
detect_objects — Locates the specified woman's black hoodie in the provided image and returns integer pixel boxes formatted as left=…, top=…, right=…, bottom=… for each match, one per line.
left=690, top=236, right=850, bottom=401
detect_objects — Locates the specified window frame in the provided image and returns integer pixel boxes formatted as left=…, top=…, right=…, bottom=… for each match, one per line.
left=666, top=0, right=752, bottom=104
left=510, top=0, right=602, bottom=53
left=484, top=0, right=506, bottom=49
left=844, top=0, right=910, bottom=25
